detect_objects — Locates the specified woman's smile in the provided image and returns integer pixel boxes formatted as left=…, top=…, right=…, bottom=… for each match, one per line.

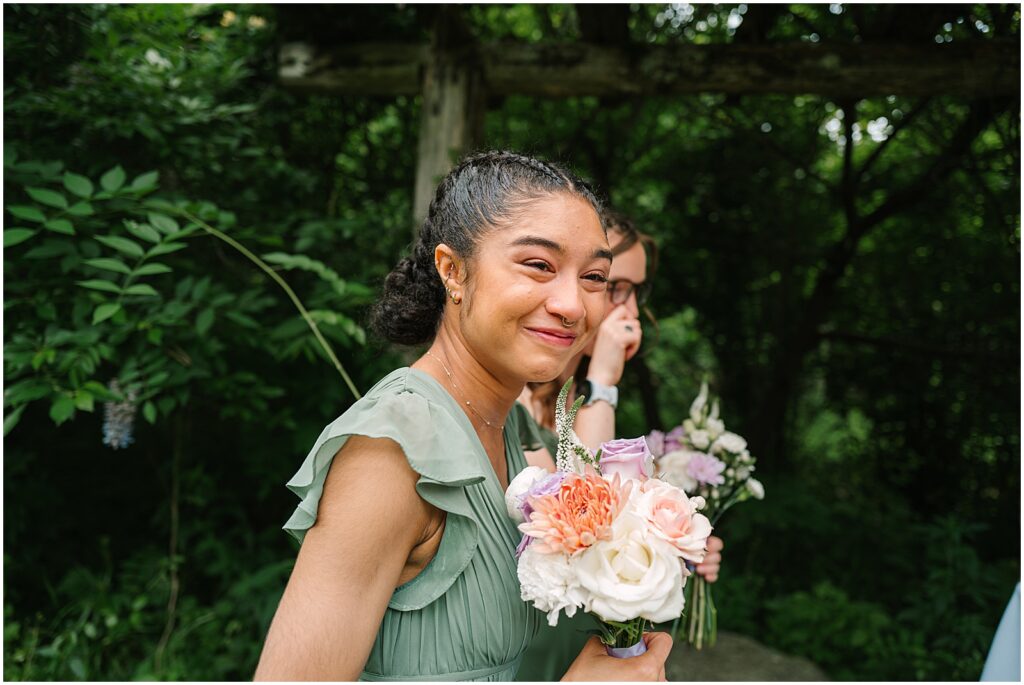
left=524, top=325, right=578, bottom=348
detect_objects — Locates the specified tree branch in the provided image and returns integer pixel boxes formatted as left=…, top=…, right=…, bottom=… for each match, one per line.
left=856, top=97, right=933, bottom=184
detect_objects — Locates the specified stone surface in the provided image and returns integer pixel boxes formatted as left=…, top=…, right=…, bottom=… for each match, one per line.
left=666, top=631, right=829, bottom=681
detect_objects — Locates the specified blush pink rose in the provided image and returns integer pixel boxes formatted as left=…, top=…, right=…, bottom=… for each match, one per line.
left=635, top=478, right=713, bottom=563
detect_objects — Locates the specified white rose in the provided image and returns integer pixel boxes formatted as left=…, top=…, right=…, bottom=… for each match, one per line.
left=713, top=432, right=747, bottom=454
left=705, top=418, right=725, bottom=440
left=518, top=545, right=585, bottom=626
left=746, top=478, right=765, bottom=500
left=688, top=429, right=710, bottom=450
left=504, top=466, right=550, bottom=522
left=735, top=466, right=751, bottom=480
left=575, top=512, right=685, bottom=623
left=655, top=450, right=699, bottom=493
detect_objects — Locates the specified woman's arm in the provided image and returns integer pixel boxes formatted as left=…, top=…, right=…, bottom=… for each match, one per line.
left=575, top=305, right=642, bottom=451
left=254, top=435, right=438, bottom=680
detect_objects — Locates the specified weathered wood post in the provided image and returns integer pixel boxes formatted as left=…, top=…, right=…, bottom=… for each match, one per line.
left=412, top=7, right=486, bottom=229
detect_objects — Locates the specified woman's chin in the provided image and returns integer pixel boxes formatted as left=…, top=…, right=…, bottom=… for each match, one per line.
left=520, top=359, right=568, bottom=384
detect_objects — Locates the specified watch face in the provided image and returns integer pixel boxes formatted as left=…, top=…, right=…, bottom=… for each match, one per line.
left=577, top=380, right=592, bottom=403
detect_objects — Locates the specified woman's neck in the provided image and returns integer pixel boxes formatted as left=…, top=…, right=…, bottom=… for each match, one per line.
left=415, top=331, right=520, bottom=431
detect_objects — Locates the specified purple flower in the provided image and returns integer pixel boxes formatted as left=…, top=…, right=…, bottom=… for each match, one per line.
left=686, top=453, right=726, bottom=486
left=102, top=379, right=138, bottom=450
left=598, top=437, right=654, bottom=481
left=664, top=426, right=687, bottom=453
left=646, top=430, right=666, bottom=458
left=521, top=472, right=566, bottom=521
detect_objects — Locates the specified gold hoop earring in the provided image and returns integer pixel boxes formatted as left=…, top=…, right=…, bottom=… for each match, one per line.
left=447, top=288, right=462, bottom=305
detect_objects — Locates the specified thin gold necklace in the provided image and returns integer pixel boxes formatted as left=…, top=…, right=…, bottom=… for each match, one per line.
left=424, top=351, right=505, bottom=431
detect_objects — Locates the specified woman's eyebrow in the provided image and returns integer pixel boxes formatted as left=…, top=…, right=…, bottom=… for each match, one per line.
left=509, top=235, right=564, bottom=253
left=509, top=236, right=613, bottom=263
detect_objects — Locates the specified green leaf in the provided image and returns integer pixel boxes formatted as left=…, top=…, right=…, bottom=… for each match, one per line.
left=4, top=228, right=36, bottom=247
left=130, top=170, right=159, bottom=191
left=95, top=235, right=144, bottom=258
left=62, top=172, right=94, bottom=199
left=4, top=405, right=27, bottom=437
left=49, top=395, right=76, bottom=425
left=124, top=221, right=161, bottom=244
left=123, top=283, right=159, bottom=297
left=196, top=308, right=215, bottom=336
left=93, top=302, right=121, bottom=324
left=143, top=401, right=157, bottom=424
left=83, top=380, right=118, bottom=401
left=100, top=165, right=126, bottom=192
left=225, top=311, right=259, bottom=329
left=132, top=263, right=172, bottom=276
left=67, top=201, right=95, bottom=216
left=74, top=390, right=95, bottom=412
left=146, top=242, right=187, bottom=257
left=6, top=205, right=46, bottom=223
left=84, top=257, right=132, bottom=275
left=148, top=212, right=179, bottom=234
left=25, top=186, right=68, bottom=209
left=43, top=218, right=75, bottom=235
left=77, top=279, right=123, bottom=294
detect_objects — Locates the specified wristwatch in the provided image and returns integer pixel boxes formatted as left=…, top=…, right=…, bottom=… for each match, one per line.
left=577, top=379, right=618, bottom=409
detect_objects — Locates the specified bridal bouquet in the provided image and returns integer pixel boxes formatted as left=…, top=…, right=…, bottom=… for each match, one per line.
left=505, top=379, right=712, bottom=657
left=647, top=381, right=765, bottom=649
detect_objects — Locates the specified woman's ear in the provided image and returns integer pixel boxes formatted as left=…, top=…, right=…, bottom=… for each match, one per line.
left=434, top=243, right=466, bottom=292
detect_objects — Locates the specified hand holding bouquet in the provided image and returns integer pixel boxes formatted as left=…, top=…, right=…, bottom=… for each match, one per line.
left=647, top=381, right=765, bottom=649
left=505, top=379, right=713, bottom=656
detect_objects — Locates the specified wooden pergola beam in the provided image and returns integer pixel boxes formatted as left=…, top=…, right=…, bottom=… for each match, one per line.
left=279, top=39, right=1019, bottom=98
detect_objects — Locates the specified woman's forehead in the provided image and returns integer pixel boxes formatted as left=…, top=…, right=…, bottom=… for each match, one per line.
left=500, top=194, right=606, bottom=247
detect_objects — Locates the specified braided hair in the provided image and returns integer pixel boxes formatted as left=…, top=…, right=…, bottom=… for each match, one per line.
left=371, top=151, right=604, bottom=345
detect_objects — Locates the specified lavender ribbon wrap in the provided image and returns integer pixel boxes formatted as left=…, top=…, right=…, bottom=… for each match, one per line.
left=606, top=640, right=648, bottom=658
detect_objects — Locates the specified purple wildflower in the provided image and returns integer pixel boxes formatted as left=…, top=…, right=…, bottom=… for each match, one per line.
left=102, top=379, right=138, bottom=450
left=646, top=430, right=666, bottom=458
left=687, top=452, right=726, bottom=486
left=664, top=425, right=687, bottom=453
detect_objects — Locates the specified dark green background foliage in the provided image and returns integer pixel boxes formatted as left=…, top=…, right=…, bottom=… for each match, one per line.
left=3, top=4, right=1019, bottom=681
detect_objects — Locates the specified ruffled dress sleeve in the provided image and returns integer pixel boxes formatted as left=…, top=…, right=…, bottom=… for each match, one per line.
left=282, top=370, right=489, bottom=611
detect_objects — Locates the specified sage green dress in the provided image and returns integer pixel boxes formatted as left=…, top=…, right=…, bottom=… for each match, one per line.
left=283, top=368, right=542, bottom=681
left=513, top=403, right=595, bottom=682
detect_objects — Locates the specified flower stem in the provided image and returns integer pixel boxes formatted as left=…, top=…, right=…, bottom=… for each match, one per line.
left=178, top=210, right=361, bottom=401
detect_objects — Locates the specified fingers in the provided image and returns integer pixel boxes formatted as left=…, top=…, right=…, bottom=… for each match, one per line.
left=707, top=535, right=724, bottom=552
left=642, top=631, right=673, bottom=661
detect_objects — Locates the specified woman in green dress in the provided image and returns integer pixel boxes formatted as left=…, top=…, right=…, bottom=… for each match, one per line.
left=514, top=210, right=724, bottom=681
left=254, top=151, right=674, bottom=681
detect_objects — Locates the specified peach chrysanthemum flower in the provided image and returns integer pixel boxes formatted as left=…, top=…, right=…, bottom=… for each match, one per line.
left=519, top=468, right=632, bottom=555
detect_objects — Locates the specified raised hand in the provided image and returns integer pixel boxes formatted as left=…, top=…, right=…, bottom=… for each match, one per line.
left=587, top=304, right=643, bottom=387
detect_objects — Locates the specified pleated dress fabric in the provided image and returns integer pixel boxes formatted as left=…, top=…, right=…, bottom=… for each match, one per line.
left=283, top=368, right=542, bottom=681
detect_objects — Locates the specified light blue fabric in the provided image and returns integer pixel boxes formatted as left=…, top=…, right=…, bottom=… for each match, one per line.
left=980, top=582, right=1020, bottom=682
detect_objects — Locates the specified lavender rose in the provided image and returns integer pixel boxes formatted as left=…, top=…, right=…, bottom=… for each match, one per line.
left=598, top=437, right=655, bottom=482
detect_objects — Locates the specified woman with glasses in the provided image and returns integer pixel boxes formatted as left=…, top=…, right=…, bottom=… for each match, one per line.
left=514, top=208, right=724, bottom=681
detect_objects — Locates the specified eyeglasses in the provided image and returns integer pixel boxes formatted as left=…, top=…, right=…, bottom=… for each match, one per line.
left=607, top=279, right=652, bottom=307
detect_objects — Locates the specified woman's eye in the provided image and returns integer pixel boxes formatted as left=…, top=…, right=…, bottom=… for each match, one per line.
left=584, top=273, right=609, bottom=284
left=526, top=261, right=551, bottom=272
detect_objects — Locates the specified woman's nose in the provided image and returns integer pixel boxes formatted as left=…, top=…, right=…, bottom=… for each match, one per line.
left=546, top=276, right=586, bottom=323
left=624, top=292, right=640, bottom=318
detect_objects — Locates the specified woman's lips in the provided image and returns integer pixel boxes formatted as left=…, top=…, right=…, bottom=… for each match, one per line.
left=525, top=327, right=577, bottom=348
